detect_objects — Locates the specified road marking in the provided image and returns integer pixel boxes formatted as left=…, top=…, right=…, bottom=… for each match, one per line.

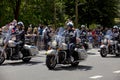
left=89, top=75, right=103, bottom=79
left=113, top=70, right=120, bottom=74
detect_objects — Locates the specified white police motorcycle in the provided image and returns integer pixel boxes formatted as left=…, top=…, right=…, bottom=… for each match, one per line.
left=0, top=33, right=39, bottom=65
left=46, top=27, right=87, bottom=70
left=100, top=35, right=120, bottom=57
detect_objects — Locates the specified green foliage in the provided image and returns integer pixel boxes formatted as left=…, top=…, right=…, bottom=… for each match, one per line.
left=0, top=0, right=120, bottom=28
left=89, top=23, right=97, bottom=29
left=65, top=0, right=120, bottom=27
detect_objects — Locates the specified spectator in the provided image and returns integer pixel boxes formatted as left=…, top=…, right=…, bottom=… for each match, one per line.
left=25, top=27, right=33, bottom=45
left=42, top=25, right=52, bottom=50
left=27, top=27, right=33, bottom=36
left=37, top=24, right=44, bottom=50
left=33, top=27, right=38, bottom=45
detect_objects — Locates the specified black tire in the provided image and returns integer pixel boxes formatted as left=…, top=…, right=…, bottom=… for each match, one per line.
left=46, top=54, right=57, bottom=70
left=115, top=54, right=120, bottom=57
left=100, top=48, right=107, bottom=57
left=22, top=58, right=31, bottom=63
left=71, top=62, right=79, bottom=67
left=22, top=49, right=31, bottom=63
left=0, top=52, right=5, bottom=65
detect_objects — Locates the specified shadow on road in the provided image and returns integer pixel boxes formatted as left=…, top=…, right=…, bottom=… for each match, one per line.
left=87, top=52, right=97, bottom=55
left=53, top=65, right=93, bottom=71
left=87, top=48, right=100, bottom=55
left=1, top=61, right=43, bottom=66
left=103, top=55, right=120, bottom=58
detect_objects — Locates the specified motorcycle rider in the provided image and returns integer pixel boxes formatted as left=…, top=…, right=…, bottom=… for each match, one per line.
left=106, top=26, right=119, bottom=54
left=112, top=26, right=119, bottom=40
left=79, top=25, right=88, bottom=49
left=111, top=26, right=119, bottom=53
left=80, top=25, right=87, bottom=40
left=64, top=22, right=76, bottom=62
left=14, top=21, right=25, bottom=58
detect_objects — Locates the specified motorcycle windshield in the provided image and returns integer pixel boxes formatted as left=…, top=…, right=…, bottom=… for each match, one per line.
left=104, top=35, right=112, bottom=40
left=57, top=27, right=65, bottom=36
left=55, top=27, right=65, bottom=43
left=3, top=29, right=12, bottom=44
left=75, top=29, right=80, bottom=38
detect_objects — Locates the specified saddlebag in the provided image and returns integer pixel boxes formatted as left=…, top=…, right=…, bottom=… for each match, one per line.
left=75, top=48, right=87, bottom=60
left=24, top=44, right=39, bottom=56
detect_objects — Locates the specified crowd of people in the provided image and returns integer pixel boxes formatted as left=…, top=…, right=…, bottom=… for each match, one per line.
left=0, top=19, right=120, bottom=51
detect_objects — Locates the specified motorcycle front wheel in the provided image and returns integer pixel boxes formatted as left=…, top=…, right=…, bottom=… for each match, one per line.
left=0, top=51, right=5, bottom=65
left=46, top=54, right=57, bottom=70
left=100, top=48, right=107, bottom=57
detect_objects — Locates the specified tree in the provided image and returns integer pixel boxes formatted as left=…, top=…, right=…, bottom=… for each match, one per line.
left=65, top=0, right=120, bottom=27
left=10, top=0, right=21, bottom=21
left=0, top=0, right=120, bottom=28
left=95, top=0, right=119, bottom=27
left=0, top=0, right=14, bottom=26
left=75, top=0, right=86, bottom=27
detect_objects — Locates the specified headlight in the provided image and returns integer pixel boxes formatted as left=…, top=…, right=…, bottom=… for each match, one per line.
left=101, top=38, right=108, bottom=45
left=51, top=40, right=57, bottom=48
left=109, top=40, right=114, bottom=45
left=101, top=39, right=108, bottom=44
left=8, top=40, right=16, bottom=47
left=59, top=43, right=67, bottom=50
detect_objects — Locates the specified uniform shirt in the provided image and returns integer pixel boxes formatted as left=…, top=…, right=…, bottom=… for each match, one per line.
left=64, top=29, right=76, bottom=44
left=16, top=30, right=25, bottom=46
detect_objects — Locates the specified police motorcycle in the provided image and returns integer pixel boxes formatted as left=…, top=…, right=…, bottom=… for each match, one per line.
left=0, top=26, right=39, bottom=65
left=79, top=25, right=89, bottom=50
left=46, top=27, right=87, bottom=70
left=80, top=35, right=89, bottom=50
left=100, top=35, right=120, bottom=57
left=79, top=32, right=89, bottom=50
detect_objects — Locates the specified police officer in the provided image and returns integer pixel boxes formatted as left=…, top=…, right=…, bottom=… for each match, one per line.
left=64, top=22, right=76, bottom=62
left=14, top=22, right=25, bottom=57
left=80, top=25, right=88, bottom=41
left=112, top=26, right=119, bottom=53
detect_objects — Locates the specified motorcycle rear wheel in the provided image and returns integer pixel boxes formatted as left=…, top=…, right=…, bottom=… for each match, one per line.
left=115, top=53, right=120, bottom=57
left=22, top=49, right=31, bottom=63
left=22, top=58, right=31, bottom=63
left=71, top=62, right=79, bottom=67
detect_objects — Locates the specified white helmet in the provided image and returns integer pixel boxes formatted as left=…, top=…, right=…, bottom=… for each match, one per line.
left=113, top=25, right=118, bottom=29
left=81, top=25, right=86, bottom=28
left=67, top=22, right=74, bottom=28
left=17, top=21, right=24, bottom=27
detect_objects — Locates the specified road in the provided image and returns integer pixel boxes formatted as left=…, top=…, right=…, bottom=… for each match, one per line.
left=0, top=48, right=120, bottom=80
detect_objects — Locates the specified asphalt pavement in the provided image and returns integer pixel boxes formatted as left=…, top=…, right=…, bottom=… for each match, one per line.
left=0, top=48, right=120, bottom=80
